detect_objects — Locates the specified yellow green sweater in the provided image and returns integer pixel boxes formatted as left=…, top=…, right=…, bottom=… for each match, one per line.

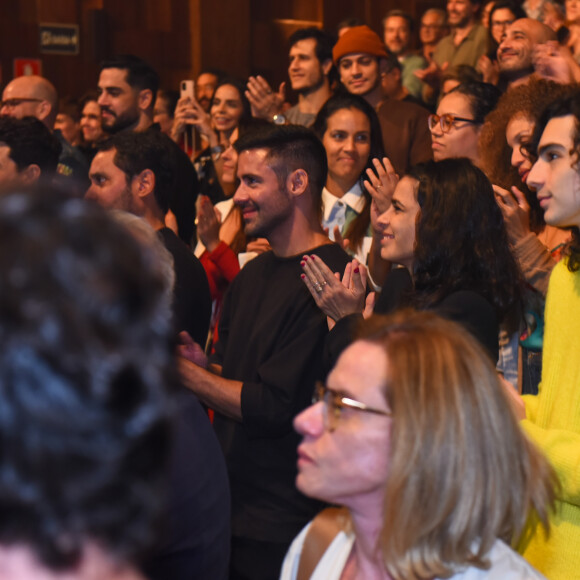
left=519, top=260, right=580, bottom=579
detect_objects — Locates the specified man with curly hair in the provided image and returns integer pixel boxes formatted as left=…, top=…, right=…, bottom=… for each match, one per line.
left=517, top=90, right=580, bottom=579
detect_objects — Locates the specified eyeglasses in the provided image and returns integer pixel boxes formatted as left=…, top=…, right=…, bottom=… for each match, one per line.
left=313, top=381, right=391, bottom=432
left=428, top=113, right=479, bottom=133
left=0, top=98, right=43, bottom=110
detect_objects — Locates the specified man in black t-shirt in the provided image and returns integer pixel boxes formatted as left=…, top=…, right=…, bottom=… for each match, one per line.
left=179, top=124, right=350, bottom=580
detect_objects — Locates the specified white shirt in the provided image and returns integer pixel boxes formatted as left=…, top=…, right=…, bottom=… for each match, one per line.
left=321, top=184, right=372, bottom=266
left=280, top=522, right=547, bottom=580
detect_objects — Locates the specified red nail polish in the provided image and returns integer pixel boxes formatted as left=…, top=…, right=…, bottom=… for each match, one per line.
left=300, top=261, right=305, bottom=267
left=304, top=256, right=308, bottom=261
left=354, top=267, right=360, bottom=273
left=300, top=274, right=306, bottom=279
left=311, top=255, right=316, bottom=261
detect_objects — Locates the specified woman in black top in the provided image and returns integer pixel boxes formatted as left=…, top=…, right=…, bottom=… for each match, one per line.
left=301, top=158, right=521, bottom=361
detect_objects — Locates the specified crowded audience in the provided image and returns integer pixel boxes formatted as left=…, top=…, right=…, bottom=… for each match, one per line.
left=1, top=3, right=580, bottom=579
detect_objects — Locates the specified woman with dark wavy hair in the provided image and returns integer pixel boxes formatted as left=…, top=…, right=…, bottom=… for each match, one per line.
left=301, top=158, right=521, bottom=361
left=312, top=92, right=385, bottom=265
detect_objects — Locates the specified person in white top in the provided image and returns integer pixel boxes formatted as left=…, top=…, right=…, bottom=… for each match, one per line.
left=281, top=309, right=554, bottom=580
left=312, top=92, right=385, bottom=266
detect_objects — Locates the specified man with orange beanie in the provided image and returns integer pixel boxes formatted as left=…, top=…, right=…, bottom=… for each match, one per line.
left=333, top=25, right=432, bottom=174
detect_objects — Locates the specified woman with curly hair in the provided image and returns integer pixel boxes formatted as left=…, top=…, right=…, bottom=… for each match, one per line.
left=479, top=78, right=574, bottom=295
left=301, top=158, right=521, bottom=362
left=479, top=80, right=575, bottom=392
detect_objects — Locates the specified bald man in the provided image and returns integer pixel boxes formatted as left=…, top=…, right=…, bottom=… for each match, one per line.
left=1, top=75, right=58, bottom=128
left=1, top=75, right=88, bottom=194
left=497, top=18, right=557, bottom=88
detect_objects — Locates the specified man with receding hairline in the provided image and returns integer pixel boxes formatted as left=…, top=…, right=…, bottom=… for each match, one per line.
left=1, top=75, right=88, bottom=193
left=497, top=18, right=557, bottom=88
left=0, top=75, right=58, bottom=128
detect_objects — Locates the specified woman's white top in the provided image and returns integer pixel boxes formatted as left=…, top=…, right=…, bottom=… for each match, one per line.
left=321, top=183, right=372, bottom=266
left=280, top=521, right=547, bottom=580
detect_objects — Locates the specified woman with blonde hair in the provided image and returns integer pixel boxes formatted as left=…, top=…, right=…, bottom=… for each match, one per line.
left=281, top=309, right=555, bottom=580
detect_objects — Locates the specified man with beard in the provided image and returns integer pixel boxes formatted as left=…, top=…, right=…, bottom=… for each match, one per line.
left=178, top=124, right=350, bottom=580
left=86, top=130, right=211, bottom=347
left=497, top=18, right=556, bottom=89
left=383, top=10, right=427, bottom=100
left=196, top=70, right=221, bottom=113
left=415, top=0, right=487, bottom=102
left=433, top=0, right=488, bottom=69
left=97, top=55, right=199, bottom=245
left=246, top=28, right=334, bottom=127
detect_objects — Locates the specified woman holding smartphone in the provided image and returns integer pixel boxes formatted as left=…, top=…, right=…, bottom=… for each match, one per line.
left=172, top=77, right=252, bottom=204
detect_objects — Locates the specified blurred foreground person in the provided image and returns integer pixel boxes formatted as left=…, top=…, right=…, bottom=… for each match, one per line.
left=0, top=188, right=175, bottom=579
left=282, top=310, right=555, bottom=580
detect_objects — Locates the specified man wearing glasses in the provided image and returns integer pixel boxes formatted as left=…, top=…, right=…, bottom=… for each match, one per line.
left=0, top=75, right=58, bottom=127
left=420, top=9, right=449, bottom=63
left=1, top=75, right=89, bottom=194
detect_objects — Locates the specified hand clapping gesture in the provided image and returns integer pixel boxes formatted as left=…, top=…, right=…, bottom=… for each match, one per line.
left=245, top=76, right=285, bottom=120
left=300, top=255, right=375, bottom=329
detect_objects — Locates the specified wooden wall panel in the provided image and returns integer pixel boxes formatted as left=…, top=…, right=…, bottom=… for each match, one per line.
left=0, top=0, right=442, bottom=106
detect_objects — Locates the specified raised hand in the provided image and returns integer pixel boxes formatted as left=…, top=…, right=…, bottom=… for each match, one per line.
left=493, top=184, right=531, bottom=245
left=364, top=157, right=399, bottom=214
left=245, top=76, right=285, bottom=120
left=300, top=255, right=367, bottom=324
left=172, top=95, right=214, bottom=141
left=197, top=195, right=222, bottom=252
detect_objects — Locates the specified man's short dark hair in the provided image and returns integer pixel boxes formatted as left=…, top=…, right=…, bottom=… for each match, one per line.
left=100, top=54, right=160, bottom=97
left=99, top=130, right=175, bottom=213
left=288, top=27, right=335, bottom=65
left=0, top=187, right=174, bottom=571
left=384, top=9, right=415, bottom=33
left=234, top=124, right=328, bottom=201
left=0, top=116, right=61, bottom=175
left=198, top=68, right=226, bottom=82
left=532, top=90, right=580, bottom=272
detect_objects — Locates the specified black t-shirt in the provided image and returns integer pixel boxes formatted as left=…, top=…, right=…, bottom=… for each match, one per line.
left=210, top=243, right=350, bottom=544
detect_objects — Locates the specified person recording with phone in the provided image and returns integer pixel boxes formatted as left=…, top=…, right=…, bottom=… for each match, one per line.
left=172, top=77, right=252, bottom=205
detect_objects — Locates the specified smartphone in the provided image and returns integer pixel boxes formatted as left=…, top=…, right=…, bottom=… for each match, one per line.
left=179, top=80, right=196, bottom=158
left=180, top=80, right=195, bottom=101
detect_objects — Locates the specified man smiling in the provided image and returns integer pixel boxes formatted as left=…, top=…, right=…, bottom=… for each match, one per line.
left=497, top=18, right=556, bottom=88
left=97, top=55, right=158, bottom=134
left=333, top=26, right=431, bottom=174
left=178, top=124, right=350, bottom=580
left=246, top=28, right=334, bottom=127
left=96, top=55, right=198, bottom=244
